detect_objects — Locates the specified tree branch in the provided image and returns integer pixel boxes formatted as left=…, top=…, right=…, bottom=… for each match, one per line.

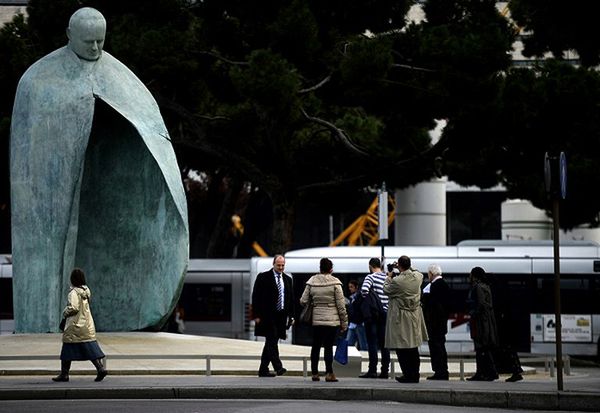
left=155, top=94, right=276, bottom=187
left=391, top=63, right=436, bottom=73
left=194, top=50, right=249, bottom=66
left=298, top=74, right=332, bottom=94
left=195, top=114, right=231, bottom=121
left=300, top=107, right=370, bottom=157
left=297, top=132, right=451, bottom=193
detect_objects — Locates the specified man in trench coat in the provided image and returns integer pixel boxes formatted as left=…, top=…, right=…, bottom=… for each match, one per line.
left=384, top=255, right=428, bottom=383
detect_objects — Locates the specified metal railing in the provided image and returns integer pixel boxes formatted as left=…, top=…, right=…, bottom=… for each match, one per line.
left=0, top=352, right=570, bottom=379
left=0, top=354, right=313, bottom=378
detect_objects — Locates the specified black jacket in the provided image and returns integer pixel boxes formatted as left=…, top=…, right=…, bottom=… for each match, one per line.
left=422, top=278, right=450, bottom=340
left=347, top=292, right=364, bottom=324
left=251, top=269, right=294, bottom=338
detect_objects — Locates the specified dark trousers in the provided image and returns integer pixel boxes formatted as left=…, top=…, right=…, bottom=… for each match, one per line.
left=475, top=346, right=498, bottom=378
left=506, top=347, right=523, bottom=375
left=311, top=326, right=338, bottom=374
left=364, top=314, right=390, bottom=374
left=395, top=347, right=420, bottom=380
left=494, top=345, right=523, bottom=375
left=427, top=335, right=448, bottom=376
left=259, top=318, right=285, bottom=373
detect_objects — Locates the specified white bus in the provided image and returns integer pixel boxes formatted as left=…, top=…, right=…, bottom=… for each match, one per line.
left=2, top=240, right=600, bottom=359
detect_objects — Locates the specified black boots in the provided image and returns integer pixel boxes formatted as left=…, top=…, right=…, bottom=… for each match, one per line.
left=91, top=358, right=108, bottom=382
left=53, top=359, right=107, bottom=382
left=52, top=360, right=71, bottom=382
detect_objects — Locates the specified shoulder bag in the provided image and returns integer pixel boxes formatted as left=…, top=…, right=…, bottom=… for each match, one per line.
left=299, top=300, right=313, bottom=324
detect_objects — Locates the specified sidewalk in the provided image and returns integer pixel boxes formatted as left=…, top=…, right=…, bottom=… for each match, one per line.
left=0, top=332, right=599, bottom=411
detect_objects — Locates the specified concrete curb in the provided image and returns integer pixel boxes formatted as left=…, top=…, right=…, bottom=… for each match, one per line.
left=1, top=386, right=599, bottom=411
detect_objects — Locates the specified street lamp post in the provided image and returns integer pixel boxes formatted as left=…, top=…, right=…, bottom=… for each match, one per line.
left=544, top=151, right=567, bottom=391
left=378, top=182, right=388, bottom=266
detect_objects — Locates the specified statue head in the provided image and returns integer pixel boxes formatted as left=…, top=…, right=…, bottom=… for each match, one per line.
left=66, top=7, right=106, bottom=61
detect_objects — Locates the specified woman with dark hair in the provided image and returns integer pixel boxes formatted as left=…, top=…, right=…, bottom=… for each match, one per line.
left=466, top=266, right=499, bottom=381
left=52, top=268, right=107, bottom=382
left=300, top=258, right=348, bottom=382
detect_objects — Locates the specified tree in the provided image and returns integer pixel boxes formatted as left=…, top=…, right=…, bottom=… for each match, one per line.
left=445, top=1, right=600, bottom=230
left=180, top=0, right=523, bottom=252
left=510, top=0, right=600, bottom=67
left=486, top=62, right=600, bottom=229
left=11, top=1, right=598, bottom=254
left=0, top=0, right=520, bottom=254
left=169, top=0, right=426, bottom=253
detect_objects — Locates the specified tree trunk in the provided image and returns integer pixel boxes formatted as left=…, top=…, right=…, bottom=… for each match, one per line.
left=270, top=196, right=296, bottom=255
left=206, top=178, right=243, bottom=258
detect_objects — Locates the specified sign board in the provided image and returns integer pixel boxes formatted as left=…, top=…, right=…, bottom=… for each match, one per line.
left=378, top=190, right=388, bottom=240
left=544, top=151, right=568, bottom=199
left=531, top=314, right=592, bottom=343
left=559, top=151, right=567, bottom=199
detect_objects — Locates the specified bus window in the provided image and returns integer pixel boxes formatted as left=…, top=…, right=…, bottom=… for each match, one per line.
left=0, top=279, right=12, bottom=319
left=180, top=283, right=232, bottom=322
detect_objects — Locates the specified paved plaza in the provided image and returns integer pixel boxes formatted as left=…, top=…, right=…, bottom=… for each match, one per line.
left=0, top=333, right=598, bottom=411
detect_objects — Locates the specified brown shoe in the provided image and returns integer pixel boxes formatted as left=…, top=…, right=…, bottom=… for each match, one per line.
left=325, top=373, right=338, bottom=382
left=311, top=374, right=320, bottom=381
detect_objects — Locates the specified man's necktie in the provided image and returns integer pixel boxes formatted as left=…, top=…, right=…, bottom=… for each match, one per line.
left=276, top=274, right=283, bottom=311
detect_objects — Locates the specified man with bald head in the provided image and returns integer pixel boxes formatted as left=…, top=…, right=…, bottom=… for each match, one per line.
left=67, top=7, right=106, bottom=61
left=422, top=263, right=450, bottom=380
left=10, top=7, right=188, bottom=333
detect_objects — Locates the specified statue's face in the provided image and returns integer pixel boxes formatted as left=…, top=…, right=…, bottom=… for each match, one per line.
left=68, top=18, right=106, bottom=61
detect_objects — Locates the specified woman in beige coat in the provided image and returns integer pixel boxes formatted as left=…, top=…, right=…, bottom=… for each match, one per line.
left=52, top=268, right=107, bottom=382
left=300, top=258, right=348, bottom=382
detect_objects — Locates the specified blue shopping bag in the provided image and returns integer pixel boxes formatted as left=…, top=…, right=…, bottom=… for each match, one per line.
left=334, top=336, right=349, bottom=365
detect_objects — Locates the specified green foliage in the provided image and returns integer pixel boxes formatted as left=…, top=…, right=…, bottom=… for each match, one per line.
left=340, top=36, right=393, bottom=95
left=268, top=0, right=321, bottom=71
left=447, top=59, right=600, bottom=229
left=499, top=62, right=600, bottom=228
left=231, top=50, right=301, bottom=115
left=510, top=0, right=600, bottom=67
left=4, top=0, right=600, bottom=252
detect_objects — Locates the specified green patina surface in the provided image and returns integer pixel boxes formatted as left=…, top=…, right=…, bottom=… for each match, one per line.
left=10, top=44, right=188, bottom=333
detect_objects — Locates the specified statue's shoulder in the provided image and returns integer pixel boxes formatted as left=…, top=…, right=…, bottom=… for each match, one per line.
left=95, top=51, right=146, bottom=87
left=92, top=51, right=158, bottom=108
left=18, top=47, right=77, bottom=86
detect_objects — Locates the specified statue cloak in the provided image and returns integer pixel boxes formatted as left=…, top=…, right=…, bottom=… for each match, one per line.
left=10, top=46, right=189, bottom=333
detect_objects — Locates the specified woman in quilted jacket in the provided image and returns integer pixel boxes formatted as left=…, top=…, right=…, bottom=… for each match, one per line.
left=52, top=268, right=107, bottom=382
left=300, top=258, right=348, bottom=382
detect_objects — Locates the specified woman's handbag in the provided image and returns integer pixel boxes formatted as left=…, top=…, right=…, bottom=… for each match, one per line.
left=59, top=317, right=66, bottom=332
left=299, top=302, right=313, bottom=324
left=334, top=336, right=349, bottom=365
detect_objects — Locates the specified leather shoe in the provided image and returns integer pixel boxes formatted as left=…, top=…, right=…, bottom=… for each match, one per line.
left=426, top=374, right=449, bottom=380
left=258, top=371, right=276, bottom=377
left=358, top=372, right=377, bottom=378
left=395, top=376, right=419, bottom=383
left=505, top=373, right=523, bottom=382
left=311, top=374, right=320, bottom=381
left=378, top=372, right=389, bottom=379
left=325, top=373, right=338, bottom=382
left=276, top=368, right=287, bottom=376
left=51, top=374, right=69, bottom=382
left=466, top=374, right=495, bottom=381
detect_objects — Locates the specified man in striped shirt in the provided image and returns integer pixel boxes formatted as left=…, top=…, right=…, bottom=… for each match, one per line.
left=359, top=258, right=390, bottom=378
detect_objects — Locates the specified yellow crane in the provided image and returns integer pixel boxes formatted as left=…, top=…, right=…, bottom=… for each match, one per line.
left=231, top=214, right=268, bottom=257
left=329, top=194, right=396, bottom=246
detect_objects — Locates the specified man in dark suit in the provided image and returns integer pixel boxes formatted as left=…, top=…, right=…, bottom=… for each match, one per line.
left=422, top=263, right=450, bottom=380
left=252, top=254, right=295, bottom=377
